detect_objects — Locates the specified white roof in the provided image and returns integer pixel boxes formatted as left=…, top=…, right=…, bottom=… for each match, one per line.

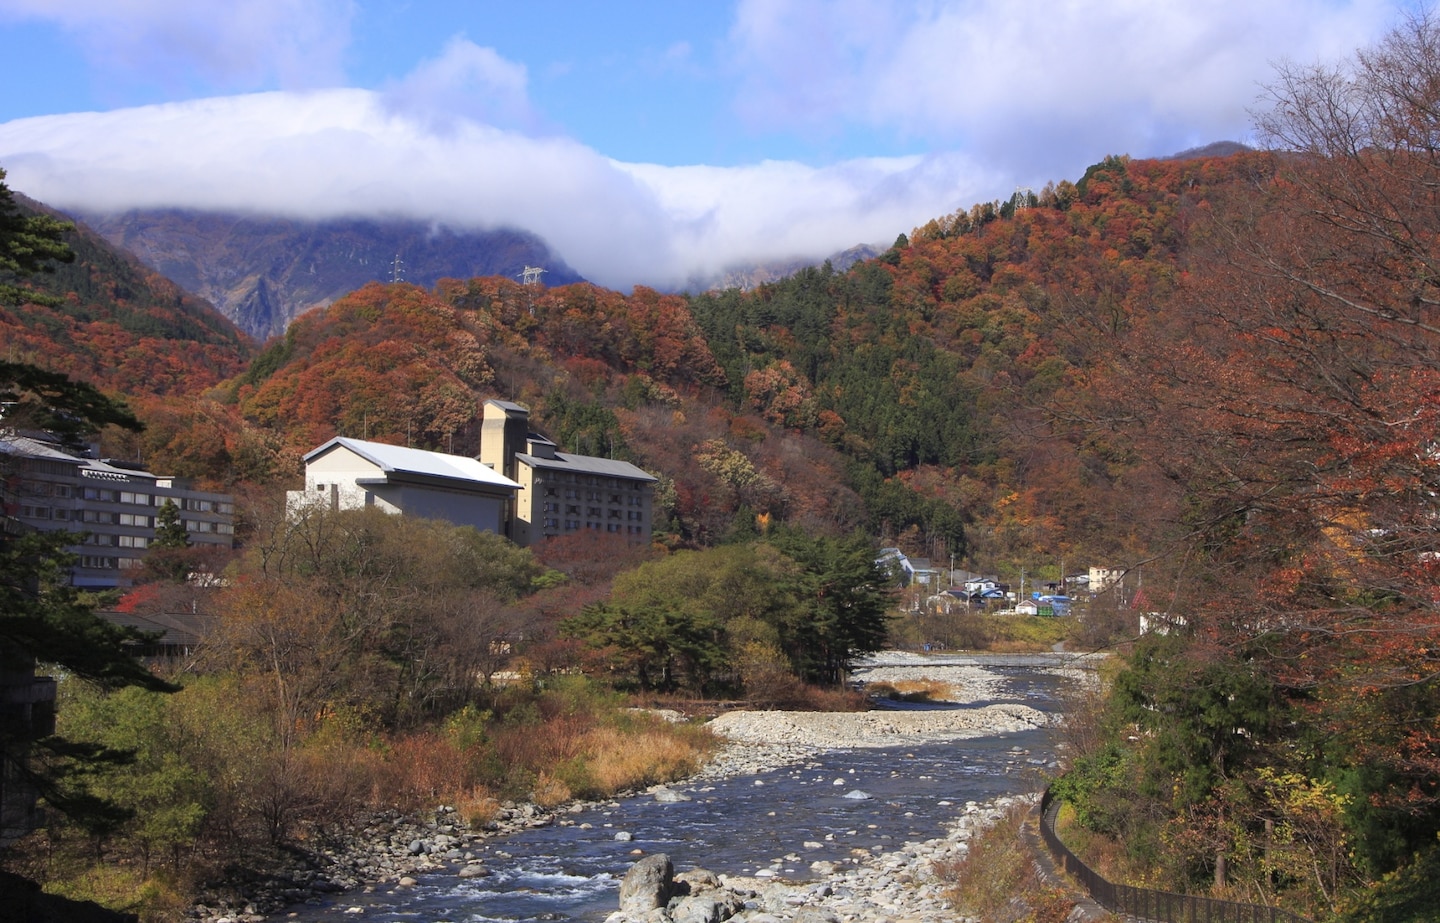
left=0, top=433, right=85, bottom=463
left=308, top=437, right=521, bottom=490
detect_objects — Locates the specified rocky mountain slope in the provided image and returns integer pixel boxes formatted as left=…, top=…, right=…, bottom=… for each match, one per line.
left=77, top=209, right=584, bottom=341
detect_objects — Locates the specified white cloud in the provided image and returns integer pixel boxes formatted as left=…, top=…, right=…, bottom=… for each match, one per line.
left=0, top=0, right=354, bottom=92
left=381, top=36, right=539, bottom=134
left=728, top=0, right=1396, bottom=179
left=0, top=90, right=971, bottom=290
left=0, top=0, right=1408, bottom=293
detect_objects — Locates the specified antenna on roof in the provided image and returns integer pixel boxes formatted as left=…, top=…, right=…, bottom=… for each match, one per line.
left=390, top=254, right=405, bottom=284
left=520, top=266, right=546, bottom=286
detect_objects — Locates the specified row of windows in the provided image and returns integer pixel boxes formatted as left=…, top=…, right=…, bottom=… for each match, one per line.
left=76, top=486, right=232, bottom=513
left=16, top=505, right=230, bottom=535
left=86, top=534, right=149, bottom=549
left=186, top=520, right=233, bottom=534
left=19, top=505, right=67, bottom=520
left=540, top=517, right=645, bottom=536
left=542, top=475, right=646, bottom=494
left=79, top=555, right=142, bottom=570
left=542, top=502, right=643, bottom=521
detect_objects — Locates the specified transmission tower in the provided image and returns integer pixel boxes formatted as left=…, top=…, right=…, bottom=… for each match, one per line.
left=520, top=265, right=547, bottom=286
left=390, top=254, right=405, bottom=284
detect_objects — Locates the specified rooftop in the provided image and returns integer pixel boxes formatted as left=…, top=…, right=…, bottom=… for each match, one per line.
left=308, top=437, right=521, bottom=490
left=516, top=450, right=657, bottom=483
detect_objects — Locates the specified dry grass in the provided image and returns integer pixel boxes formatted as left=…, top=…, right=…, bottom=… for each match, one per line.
left=453, top=787, right=502, bottom=827
left=579, top=726, right=710, bottom=794
left=931, top=802, right=1076, bottom=923
left=868, top=678, right=952, bottom=703
left=39, top=863, right=192, bottom=923
left=531, top=771, right=574, bottom=808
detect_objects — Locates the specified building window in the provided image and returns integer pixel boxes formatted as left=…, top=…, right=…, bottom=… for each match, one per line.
left=544, top=518, right=559, bottom=529
left=587, top=507, right=601, bottom=517
left=119, top=513, right=151, bottom=527
left=118, top=535, right=148, bottom=549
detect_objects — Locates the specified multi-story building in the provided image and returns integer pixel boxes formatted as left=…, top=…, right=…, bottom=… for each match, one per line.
left=0, top=433, right=235, bottom=588
left=479, top=399, right=656, bottom=547
left=287, top=401, right=658, bottom=547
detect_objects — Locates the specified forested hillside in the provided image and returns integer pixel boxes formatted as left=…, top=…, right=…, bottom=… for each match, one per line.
left=2, top=194, right=253, bottom=396
left=686, top=151, right=1247, bottom=574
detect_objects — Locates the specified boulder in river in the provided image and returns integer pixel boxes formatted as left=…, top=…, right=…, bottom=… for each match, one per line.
left=619, top=853, right=675, bottom=913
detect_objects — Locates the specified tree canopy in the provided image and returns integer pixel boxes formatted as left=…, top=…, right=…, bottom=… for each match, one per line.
left=0, top=166, right=72, bottom=308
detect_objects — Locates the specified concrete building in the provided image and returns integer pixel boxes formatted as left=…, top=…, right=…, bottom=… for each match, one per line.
left=0, top=434, right=235, bottom=588
left=479, top=400, right=657, bottom=547
left=286, top=437, right=521, bottom=534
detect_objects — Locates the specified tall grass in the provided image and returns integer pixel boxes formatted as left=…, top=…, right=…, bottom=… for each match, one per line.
left=931, top=801, right=1075, bottom=923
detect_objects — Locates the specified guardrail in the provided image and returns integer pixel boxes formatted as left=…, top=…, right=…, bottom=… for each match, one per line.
left=1037, top=790, right=1313, bottom=923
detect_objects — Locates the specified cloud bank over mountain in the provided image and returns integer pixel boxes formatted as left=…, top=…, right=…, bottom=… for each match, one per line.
left=0, top=0, right=1400, bottom=291
left=0, top=90, right=990, bottom=290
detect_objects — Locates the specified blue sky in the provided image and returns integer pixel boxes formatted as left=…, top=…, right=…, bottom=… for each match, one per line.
left=0, top=0, right=1410, bottom=290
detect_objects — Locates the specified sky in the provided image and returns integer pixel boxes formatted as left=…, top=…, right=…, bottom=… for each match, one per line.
left=0, top=0, right=1411, bottom=291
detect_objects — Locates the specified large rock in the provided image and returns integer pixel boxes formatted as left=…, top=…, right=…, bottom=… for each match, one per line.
left=619, top=854, right=675, bottom=913
left=670, top=894, right=739, bottom=923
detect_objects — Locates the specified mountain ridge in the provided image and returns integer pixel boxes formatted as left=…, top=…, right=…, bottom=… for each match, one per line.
left=76, top=209, right=585, bottom=341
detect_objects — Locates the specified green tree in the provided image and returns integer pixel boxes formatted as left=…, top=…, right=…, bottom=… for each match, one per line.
left=0, top=371, right=160, bottom=836
left=1, top=529, right=177, bottom=835
left=152, top=499, right=190, bottom=550
left=560, top=544, right=802, bottom=693
left=57, top=684, right=210, bottom=873
left=139, top=498, right=201, bottom=584
left=766, top=529, right=894, bottom=685
left=0, top=361, right=143, bottom=451
left=0, top=165, right=73, bottom=308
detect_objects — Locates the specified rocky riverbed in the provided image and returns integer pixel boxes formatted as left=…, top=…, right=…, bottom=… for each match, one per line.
left=190, top=656, right=1065, bottom=922
left=604, top=794, right=1033, bottom=923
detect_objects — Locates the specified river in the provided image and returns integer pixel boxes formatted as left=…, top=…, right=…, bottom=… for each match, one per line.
left=281, top=657, right=1074, bottom=922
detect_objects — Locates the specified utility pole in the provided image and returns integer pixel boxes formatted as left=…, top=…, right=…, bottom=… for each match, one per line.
left=390, top=254, right=405, bottom=284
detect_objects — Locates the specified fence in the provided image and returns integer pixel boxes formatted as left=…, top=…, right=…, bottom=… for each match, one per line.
left=1037, top=790, right=1313, bottom=923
